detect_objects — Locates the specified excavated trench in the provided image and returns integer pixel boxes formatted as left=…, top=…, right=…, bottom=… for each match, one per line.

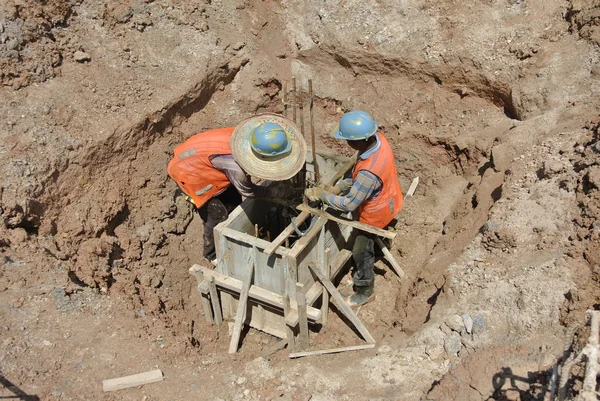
left=31, top=48, right=521, bottom=350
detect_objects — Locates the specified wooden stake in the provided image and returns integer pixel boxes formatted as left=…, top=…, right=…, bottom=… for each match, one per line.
left=307, top=263, right=375, bottom=344
left=289, top=343, right=375, bottom=359
left=103, top=369, right=163, bottom=392
left=228, top=249, right=255, bottom=354
left=580, top=310, right=600, bottom=400
left=296, top=283, right=309, bottom=350
left=189, top=266, right=214, bottom=323
left=299, top=83, right=305, bottom=137
left=208, top=276, right=223, bottom=325
left=283, top=291, right=296, bottom=351
left=375, top=237, right=405, bottom=279
left=321, top=247, right=331, bottom=326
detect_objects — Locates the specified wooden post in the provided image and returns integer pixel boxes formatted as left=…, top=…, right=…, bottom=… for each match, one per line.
left=283, top=291, right=296, bottom=351
left=375, top=237, right=405, bottom=279
left=307, top=263, right=375, bottom=344
left=321, top=248, right=330, bottom=327
left=292, top=77, right=297, bottom=124
left=228, top=249, right=255, bottom=354
left=189, top=265, right=214, bottom=323
left=208, top=276, right=223, bottom=325
left=103, top=369, right=164, bottom=392
left=296, top=283, right=309, bottom=350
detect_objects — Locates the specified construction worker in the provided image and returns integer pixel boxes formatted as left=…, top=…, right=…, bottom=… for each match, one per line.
left=168, top=113, right=306, bottom=262
left=305, top=110, right=403, bottom=307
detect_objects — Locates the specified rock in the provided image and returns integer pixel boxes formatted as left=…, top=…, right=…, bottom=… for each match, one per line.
left=541, top=159, right=563, bottom=178
left=236, top=376, right=247, bottom=385
left=232, top=42, right=246, bottom=51
left=73, top=51, right=91, bottom=62
left=591, top=65, right=600, bottom=78
left=472, top=315, right=486, bottom=334
left=444, top=331, right=462, bottom=357
left=445, top=314, right=464, bottom=333
left=586, top=166, right=600, bottom=190
left=462, top=314, right=474, bottom=334
left=491, top=143, right=514, bottom=173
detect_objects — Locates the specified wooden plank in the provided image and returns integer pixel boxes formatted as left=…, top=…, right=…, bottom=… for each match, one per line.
left=289, top=343, right=376, bottom=359
left=194, top=265, right=322, bottom=322
left=307, top=263, right=375, bottom=344
left=405, top=176, right=419, bottom=198
left=103, top=369, right=164, bottom=392
left=375, top=237, right=406, bottom=279
left=326, top=151, right=357, bottom=186
left=305, top=249, right=352, bottom=306
left=321, top=248, right=331, bottom=327
left=264, top=211, right=310, bottom=256
left=282, top=291, right=296, bottom=351
left=296, top=283, right=309, bottom=350
left=229, top=250, right=255, bottom=354
left=188, top=265, right=214, bottom=323
left=208, top=276, right=223, bottom=325
left=289, top=216, right=328, bottom=258
left=296, top=204, right=396, bottom=240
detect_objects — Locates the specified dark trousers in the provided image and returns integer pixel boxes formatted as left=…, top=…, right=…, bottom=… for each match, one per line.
left=196, top=186, right=242, bottom=261
left=352, top=232, right=375, bottom=287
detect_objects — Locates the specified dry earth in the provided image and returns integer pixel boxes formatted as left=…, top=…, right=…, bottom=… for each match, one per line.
left=1, top=0, right=599, bottom=400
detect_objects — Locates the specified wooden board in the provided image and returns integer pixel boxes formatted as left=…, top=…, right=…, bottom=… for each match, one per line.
left=296, top=204, right=396, bottom=240
left=289, top=343, right=375, bottom=359
left=308, top=263, right=375, bottom=344
left=103, top=369, right=163, bottom=392
left=195, top=265, right=322, bottom=322
left=229, top=250, right=255, bottom=353
left=263, top=211, right=310, bottom=256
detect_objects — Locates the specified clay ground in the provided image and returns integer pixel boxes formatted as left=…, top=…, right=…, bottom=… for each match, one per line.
left=1, top=0, right=600, bottom=400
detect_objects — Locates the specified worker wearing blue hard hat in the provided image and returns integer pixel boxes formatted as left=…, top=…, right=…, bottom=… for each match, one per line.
left=305, top=110, right=403, bottom=306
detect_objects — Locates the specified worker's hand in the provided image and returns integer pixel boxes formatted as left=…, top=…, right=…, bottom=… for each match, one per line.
left=304, top=187, right=323, bottom=202
left=322, top=184, right=342, bottom=195
left=269, top=183, right=294, bottom=199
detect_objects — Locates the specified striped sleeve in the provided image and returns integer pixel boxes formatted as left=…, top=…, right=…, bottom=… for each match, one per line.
left=210, top=155, right=269, bottom=198
left=323, top=170, right=381, bottom=212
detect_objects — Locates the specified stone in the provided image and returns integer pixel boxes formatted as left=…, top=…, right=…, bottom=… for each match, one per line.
left=586, top=166, right=600, bottom=190
left=444, top=331, right=462, bottom=357
left=232, top=42, right=246, bottom=51
left=236, top=376, right=247, bottom=385
left=462, top=314, right=473, bottom=334
left=445, top=314, right=464, bottom=333
left=73, top=51, right=91, bottom=62
left=472, top=315, right=486, bottom=333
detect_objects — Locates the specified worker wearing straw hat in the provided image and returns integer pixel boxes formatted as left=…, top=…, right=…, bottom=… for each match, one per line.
left=168, top=113, right=306, bottom=261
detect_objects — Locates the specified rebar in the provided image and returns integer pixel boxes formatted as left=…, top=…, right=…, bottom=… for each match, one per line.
left=308, top=79, right=320, bottom=184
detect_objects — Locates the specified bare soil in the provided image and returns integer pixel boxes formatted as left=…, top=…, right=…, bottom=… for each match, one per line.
left=1, top=1, right=599, bottom=400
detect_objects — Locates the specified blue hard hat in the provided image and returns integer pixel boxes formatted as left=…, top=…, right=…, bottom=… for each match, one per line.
left=333, top=110, right=378, bottom=140
left=250, top=122, right=292, bottom=156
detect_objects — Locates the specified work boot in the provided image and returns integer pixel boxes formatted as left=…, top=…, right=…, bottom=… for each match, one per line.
left=345, top=281, right=375, bottom=307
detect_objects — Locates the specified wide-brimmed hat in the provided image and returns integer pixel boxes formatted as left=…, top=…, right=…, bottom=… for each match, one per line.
left=231, top=113, right=306, bottom=181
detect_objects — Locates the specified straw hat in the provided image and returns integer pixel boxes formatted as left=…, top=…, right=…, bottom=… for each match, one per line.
left=231, top=113, right=307, bottom=181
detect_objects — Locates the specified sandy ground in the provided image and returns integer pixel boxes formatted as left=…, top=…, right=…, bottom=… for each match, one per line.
left=1, top=0, right=600, bottom=400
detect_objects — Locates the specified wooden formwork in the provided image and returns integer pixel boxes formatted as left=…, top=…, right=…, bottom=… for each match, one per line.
left=189, top=151, right=371, bottom=352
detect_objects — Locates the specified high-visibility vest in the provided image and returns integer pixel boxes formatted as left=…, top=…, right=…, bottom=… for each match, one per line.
left=352, top=132, right=403, bottom=228
left=167, top=127, right=235, bottom=208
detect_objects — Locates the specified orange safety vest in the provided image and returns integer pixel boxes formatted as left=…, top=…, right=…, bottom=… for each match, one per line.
left=167, top=127, right=235, bottom=208
left=352, top=132, right=403, bottom=228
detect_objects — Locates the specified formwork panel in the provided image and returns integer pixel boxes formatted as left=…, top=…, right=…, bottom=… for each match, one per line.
left=213, top=152, right=355, bottom=338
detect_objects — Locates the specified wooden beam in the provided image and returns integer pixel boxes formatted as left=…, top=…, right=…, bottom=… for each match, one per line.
left=208, top=276, right=223, bottom=325
left=296, top=283, right=309, bottom=350
left=289, top=343, right=375, bottom=359
left=103, top=369, right=163, bottom=392
left=375, top=237, right=405, bottom=279
left=194, top=265, right=322, bottom=322
left=305, top=249, right=352, bottom=306
left=321, top=248, right=331, bottom=327
left=229, top=250, right=255, bottom=354
left=289, top=216, right=328, bottom=258
left=282, top=291, right=296, bottom=351
left=263, top=211, right=310, bottom=256
left=189, top=265, right=214, bottom=323
left=307, top=263, right=375, bottom=344
left=296, top=204, right=396, bottom=240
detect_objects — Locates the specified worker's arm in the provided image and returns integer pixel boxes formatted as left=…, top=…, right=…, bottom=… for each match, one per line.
left=320, top=170, right=381, bottom=212
left=210, top=155, right=269, bottom=198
